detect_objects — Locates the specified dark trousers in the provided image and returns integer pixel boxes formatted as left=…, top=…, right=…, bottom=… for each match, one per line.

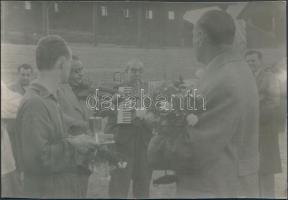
left=108, top=138, right=152, bottom=198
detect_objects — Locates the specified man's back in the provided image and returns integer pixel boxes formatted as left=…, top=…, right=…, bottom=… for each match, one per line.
left=187, top=50, right=259, bottom=196
left=195, top=49, right=259, bottom=172
left=16, top=83, right=75, bottom=175
left=148, top=49, right=260, bottom=197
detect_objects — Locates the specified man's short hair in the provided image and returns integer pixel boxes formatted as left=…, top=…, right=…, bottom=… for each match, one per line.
left=17, top=64, right=33, bottom=73
left=244, top=50, right=263, bottom=60
left=36, top=35, right=70, bottom=71
left=197, top=10, right=236, bottom=45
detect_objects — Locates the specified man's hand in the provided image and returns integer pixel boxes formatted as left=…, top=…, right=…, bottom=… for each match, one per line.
left=67, top=134, right=97, bottom=154
left=72, top=120, right=88, bottom=129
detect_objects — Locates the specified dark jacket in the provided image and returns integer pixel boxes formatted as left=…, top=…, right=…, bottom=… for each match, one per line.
left=105, top=80, right=153, bottom=155
left=148, top=49, right=260, bottom=197
left=255, top=68, right=282, bottom=174
left=15, top=82, right=84, bottom=198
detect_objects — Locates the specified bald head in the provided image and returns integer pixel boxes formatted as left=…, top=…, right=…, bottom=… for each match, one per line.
left=125, top=59, right=144, bottom=82
left=193, top=10, right=236, bottom=64
left=197, top=10, right=235, bottom=45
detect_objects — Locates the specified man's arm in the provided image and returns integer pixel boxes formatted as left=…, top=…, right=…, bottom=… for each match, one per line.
left=62, top=112, right=88, bottom=130
left=175, top=90, right=239, bottom=169
left=148, top=77, right=240, bottom=170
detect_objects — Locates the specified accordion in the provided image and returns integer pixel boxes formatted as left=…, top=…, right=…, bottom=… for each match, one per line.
left=117, top=86, right=135, bottom=124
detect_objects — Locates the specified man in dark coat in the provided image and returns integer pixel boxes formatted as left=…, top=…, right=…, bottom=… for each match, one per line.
left=106, top=59, right=153, bottom=198
left=15, top=35, right=96, bottom=198
left=57, top=55, right=93, bottom=197
left=245, top=50, right=282, bottom=198
left=148, top=10, right=260, bottom=198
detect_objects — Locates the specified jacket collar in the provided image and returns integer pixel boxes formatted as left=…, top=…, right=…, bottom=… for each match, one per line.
left=29, top=82, right=58, bottom=101
left=205, top=46, right=242, bottom=74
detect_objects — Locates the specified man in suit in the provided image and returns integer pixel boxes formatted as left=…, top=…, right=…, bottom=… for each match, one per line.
left=148, top=10, right=260, bottom=198
left=106, top=59, right=153, bottom=198
left=57, top=55, right=92, bottom=197
left=245, top=50, right=282, bottom=198
left=58, top=55, right=90, bottom=136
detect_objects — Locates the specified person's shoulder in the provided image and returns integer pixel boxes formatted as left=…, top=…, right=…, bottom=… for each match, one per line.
left=259, top=67, right=276, bottom=81
left=8, top=83, right=17, bottom=91
left=58, top=83, right=72, bottom=95
left=19, top=92, right=46, bottom=113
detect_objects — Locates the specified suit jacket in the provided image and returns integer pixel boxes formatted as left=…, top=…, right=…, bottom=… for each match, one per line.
left=57, top=84, right=90, bottom=136
left=105, top=80, right=152, bottom=156
left=255, top=68, right=282, bottom=174
left=255, top=68, right=281, bottom=129
left=148, top=48, right=260, bottom=197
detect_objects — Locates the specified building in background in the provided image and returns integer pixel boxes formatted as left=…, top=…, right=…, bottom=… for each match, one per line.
left=2, top=1, right=284, bottom=48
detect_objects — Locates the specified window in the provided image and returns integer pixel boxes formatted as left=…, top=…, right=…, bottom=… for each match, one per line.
left=54, top=3, right=59, bottom=13
left=168, top=11, right=175, bottom=20
left=123, top=8, right=129, bottom=18
left=145, top=9, right=153, bottom=20
left=101, top=6, right=108, bottom=16
left=24, top=1, right=31, bottom=10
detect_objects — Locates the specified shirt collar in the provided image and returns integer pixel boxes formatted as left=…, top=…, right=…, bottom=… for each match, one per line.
left=29, top=82, right=58, bottom=101
left=205, top=46, right=242, bottom=74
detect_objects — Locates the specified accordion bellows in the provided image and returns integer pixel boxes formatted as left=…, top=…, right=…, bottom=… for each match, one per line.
left=117, top=86, right=134, bottom=124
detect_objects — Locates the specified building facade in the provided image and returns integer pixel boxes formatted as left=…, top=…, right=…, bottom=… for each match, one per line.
left=1, top=1, right=285, bottom=48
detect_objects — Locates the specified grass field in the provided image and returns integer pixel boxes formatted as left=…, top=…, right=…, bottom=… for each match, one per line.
left=1, top=43, right=286, bottom=198
left=1, top=43, right=202, bottom=85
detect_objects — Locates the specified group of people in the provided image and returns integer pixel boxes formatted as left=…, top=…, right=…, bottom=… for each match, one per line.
left=1, top=9, right=285, bottom=198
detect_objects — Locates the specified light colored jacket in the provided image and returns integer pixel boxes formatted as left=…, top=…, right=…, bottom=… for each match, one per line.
left=148, top=48, right=260, bottom=197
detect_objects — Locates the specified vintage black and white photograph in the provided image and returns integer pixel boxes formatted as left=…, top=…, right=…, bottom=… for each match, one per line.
left=1, top=1, right=287, bottom=198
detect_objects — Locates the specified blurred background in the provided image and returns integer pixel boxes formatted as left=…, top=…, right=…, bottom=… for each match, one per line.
left=1, top=1, right=286, bottom=198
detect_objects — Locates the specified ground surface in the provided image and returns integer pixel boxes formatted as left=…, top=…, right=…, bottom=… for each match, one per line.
left=1, top=43, right=286, bottom=198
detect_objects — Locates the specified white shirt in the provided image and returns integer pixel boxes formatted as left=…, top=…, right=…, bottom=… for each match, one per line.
left=1, top=81, right=22, bottom=175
